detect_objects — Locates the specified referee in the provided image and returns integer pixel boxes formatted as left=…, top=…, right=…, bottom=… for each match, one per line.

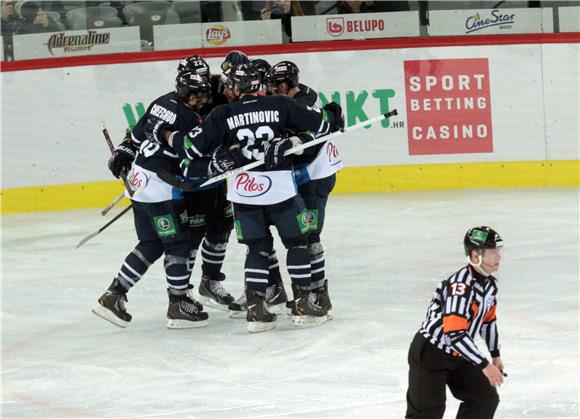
left=406, top=226, right=506, bottom=419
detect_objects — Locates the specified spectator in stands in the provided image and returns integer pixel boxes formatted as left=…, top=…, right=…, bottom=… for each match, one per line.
left=337, top=1, right=409, bottom=13
left=258, top=0, right=304, bottom=41
left=1, top=0, right=16, bottom=36
left=13, top=0, right=63, bottom=34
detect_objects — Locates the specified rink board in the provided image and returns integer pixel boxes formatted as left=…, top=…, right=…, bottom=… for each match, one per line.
left=1, top=35, right=578, bottom=213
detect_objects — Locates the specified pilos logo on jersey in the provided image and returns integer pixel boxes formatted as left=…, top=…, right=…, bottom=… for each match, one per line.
left=404, top=58, right=493, bottom=155
left=44, top=31, right=111, bottom=55
left=227, top=171, right=297, bottom=205
left=128, top=170, right=149, bottom=191
left=153, top=215, right=177, bottom=237
left=206, top=25, right=231, bottom=46
left=234, top=172, right=272, bottom=197
left=465, top=10, right=516, bottom=34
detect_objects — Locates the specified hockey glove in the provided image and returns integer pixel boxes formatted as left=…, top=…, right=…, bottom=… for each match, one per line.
left=108, top=136, right=137, bottom=178
left=208, top=144, right=245, bottom=175
left=264, top=136, right=302, bottom=170
left=323, top=102, right=345, bottom=133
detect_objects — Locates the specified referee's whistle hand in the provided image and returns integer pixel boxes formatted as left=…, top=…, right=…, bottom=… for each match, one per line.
left=483, top=363, right=504, bottom=387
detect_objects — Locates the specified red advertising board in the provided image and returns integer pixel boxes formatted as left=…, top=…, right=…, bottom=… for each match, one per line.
left=404, top=58, right=493, bottom=155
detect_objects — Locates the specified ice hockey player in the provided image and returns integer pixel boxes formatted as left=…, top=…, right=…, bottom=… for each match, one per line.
left=406, top=226, right=505, bottom=419
left=163, top=63, right=344, bottom=332
left=109, top=54, right=237, bottom=311
left=93, top=73, right=213, bottom=329
left=225, top=57, right=290, bottom=318
left=265, top=61, right=344, bottom=315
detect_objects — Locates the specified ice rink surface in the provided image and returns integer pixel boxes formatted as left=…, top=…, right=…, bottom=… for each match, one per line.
left=2, top=188, right=578, bottom=418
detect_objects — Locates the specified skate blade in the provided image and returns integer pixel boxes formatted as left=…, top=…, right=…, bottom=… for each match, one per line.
left=228, top=310, right=247, bottom=319
left=167, top=318, right=209, bottom=329
left=292, top=314, right=328, bottom=328
left=197, top=295, right=230, bottom=312
left=92, top=305, right=129, bottom=328
left=247, top=319, right=278, bottom=333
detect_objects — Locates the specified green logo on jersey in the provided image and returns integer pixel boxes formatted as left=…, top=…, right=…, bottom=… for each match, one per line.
left=153, top=215, right=177, bottom=237
left=297, top=209, right=311, bottom=234
left=234, top=220, right=244, bottom=241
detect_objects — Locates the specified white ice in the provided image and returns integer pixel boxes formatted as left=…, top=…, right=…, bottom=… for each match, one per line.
left=2, top=188, right=578, bottom=418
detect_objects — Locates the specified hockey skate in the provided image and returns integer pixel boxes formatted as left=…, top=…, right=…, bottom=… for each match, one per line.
left=92, top=278, right=132, bottom=328
left=197, top=273, right=234, bottom=311
left=265, top=279, right=288, bottom=315
left=292, top=290, right=328, bottom=328
left=228, top=291, right=247, bottom=319
left=167, top=291, right=209, bottom=329
left=246, top=289, right=277, bottom=333
left=313, top=280, right=333, bottom=320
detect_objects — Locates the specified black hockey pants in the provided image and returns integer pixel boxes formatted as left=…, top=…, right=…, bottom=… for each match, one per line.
left=405, top=333, right=499, bottom=419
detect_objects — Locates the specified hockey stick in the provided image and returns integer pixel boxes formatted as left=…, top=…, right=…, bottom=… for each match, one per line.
left=158, top=109, right=398, bottom=191
left=101, top=122, right=135, bottom=198
left=199, top=109, right=398, bottom=188
left=76, top=204, right=133, bottom=249
left=100, top=192, right=125, bottom=216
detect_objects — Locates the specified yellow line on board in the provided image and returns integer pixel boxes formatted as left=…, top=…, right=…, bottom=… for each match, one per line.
left=1, top=161, right=578, bottom=214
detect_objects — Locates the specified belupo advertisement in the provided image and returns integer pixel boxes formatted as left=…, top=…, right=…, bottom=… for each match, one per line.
left=291, top=11, right=419, bottom=42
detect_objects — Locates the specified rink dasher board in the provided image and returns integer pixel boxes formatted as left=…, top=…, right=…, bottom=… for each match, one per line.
left=1, top=38, right=578, bottom=213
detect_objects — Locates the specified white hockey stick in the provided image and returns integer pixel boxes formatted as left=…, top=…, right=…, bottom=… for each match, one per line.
left=76, top=204, right=133, bottom=249
left=199, top=109, right=398, bottom=188
left=101, top=191, right=125, bottom=216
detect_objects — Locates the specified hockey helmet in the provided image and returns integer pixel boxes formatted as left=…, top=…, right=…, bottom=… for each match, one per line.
left=177, top=55, right=210, bottom=79
left=249, top=58, right=271, bottom=83
left=220, top=50, right=249, bottom=71
left=265, top=61, right=299, bottom=89
left=464, top=226, right=503, bottom=256
left=175, top=72, right=211, bottom=101
left=220, top=64, right=261, bottom=95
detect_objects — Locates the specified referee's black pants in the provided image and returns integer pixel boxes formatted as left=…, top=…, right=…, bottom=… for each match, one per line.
left=405, top=332, right=499, bottom=419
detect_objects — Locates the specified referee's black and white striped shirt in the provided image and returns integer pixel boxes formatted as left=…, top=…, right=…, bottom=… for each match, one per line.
left=418, top=264, right=500, bottom=369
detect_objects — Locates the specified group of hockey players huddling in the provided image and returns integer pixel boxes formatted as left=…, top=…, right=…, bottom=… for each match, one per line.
left=92, top=50, right=345, bottom=333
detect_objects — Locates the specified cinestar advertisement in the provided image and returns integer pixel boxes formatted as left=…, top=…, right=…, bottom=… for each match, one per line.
left=1, top=43, right=578, bottom=188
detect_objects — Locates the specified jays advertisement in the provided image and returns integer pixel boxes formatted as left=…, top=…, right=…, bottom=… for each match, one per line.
left=12, top=26, right=141, bottom=60
left=427, top=7, right=554, bottom=36
left=1, top=42, right=578, bottom=201
left=291, top=11, right=419, bottom=42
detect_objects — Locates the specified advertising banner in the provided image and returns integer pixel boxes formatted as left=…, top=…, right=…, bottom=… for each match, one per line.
left=12, top=26, right=141, bottom=60
left=427, top=8, right=553, bottom=36
left=559, top=7, right=580, bottom=32
left=201, top=20, right=282, bottom=48
left=404, top=58, right=493, bottom=155
left=153, top=23, right=203, bottom=51
left=291, top=11, right=419, bottom=42
left=1, top=43, right=578, bottom=189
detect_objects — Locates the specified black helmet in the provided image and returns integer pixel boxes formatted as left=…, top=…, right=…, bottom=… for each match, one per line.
left=265, top=61, right=299, bottom=88
left=175, top=72, right=211, bottom=100
left=464, top=226, right=503, bottom=256
left=177, top=55, right=210, bottom=79
left=221, top=50, right=249, bottom=71
left=249, top=58, right=271, bottom=83
left=220, top=64, right=260, bottom=94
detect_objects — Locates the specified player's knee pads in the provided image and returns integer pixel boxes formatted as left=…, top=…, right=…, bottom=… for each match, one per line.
left=134, top=240, right=164, bottom=265
left=163, top=241, right=190, bottom=267
left=287, top=245, right=310, bottom=265
left=247, top=239, right=273, bottom=256
left=280, top=234, right=309, bottom=249
left=309, top=241, right=324, bottom=257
